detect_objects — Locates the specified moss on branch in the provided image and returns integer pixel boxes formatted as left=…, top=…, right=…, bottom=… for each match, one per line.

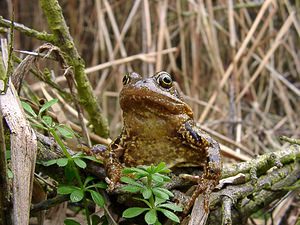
left=39, top=0, right=109, bottom=138
left=0, top=16, right=54, bottom=42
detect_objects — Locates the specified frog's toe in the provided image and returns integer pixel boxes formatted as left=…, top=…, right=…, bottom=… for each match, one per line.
left=179, top=173, right=200, bottom=183
left=105, top=177, right=116, bottom=191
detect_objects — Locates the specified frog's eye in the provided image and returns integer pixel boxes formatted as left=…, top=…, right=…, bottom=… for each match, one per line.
left=122, top=74, right=130, bottom=85
left=158, top=72, right=173, bottom=89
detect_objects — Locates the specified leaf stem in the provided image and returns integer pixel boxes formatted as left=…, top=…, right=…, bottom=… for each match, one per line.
left=49, top=128, right=91, bottom=223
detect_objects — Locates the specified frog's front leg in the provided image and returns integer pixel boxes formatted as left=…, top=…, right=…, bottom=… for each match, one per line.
left=104, top=138, right=126, bottom=191
left=178, top=120, right=222, bottom=214
left=91, top=140, right=124, bottom=191
left=186, top=143, right=221, bottom=214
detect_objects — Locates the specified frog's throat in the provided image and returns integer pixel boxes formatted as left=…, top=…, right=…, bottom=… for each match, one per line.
left=120, top=87, right=193, bottom=118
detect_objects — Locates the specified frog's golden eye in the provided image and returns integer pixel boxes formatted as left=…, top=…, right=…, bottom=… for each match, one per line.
left=158, top=72, right=173, bottom=89
left=122, top=74, right=130, bottom=85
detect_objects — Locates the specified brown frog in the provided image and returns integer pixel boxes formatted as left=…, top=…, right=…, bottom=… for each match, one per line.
left=99, top=71, right=221, bottom=213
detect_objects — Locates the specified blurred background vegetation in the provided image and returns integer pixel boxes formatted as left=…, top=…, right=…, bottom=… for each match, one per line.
left=1, top=0, right=299, bottom=145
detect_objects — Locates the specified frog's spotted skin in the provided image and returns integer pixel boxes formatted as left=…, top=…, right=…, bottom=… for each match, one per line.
left=103, top=71, right=221, bottom=213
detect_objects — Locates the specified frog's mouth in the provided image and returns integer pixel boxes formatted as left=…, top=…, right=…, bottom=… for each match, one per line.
left=120, top=87, right=194, bottom=118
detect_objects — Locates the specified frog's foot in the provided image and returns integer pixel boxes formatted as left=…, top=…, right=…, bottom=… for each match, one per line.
left=182, top=176, right=217, bottom=215
left=104, top=160, right=123, bottom=192
left=104, top=177, right=115, bottom=191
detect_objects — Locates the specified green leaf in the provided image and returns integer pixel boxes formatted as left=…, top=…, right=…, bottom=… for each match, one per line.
left=31, top=123, right=48, bottom=130
left=56, top=126, right=74, bottom=139
left=121, top=185, right=142, bottom=193
left=154, top=187, right=174, bottom=198
left=57, top=185, right=80, bottom=195
left=120, top=176, right=144, bottom=187
left=146, top=165, right=156, bottom=174
left=42, top=115, right=53, bottom=127
left=72, top=151, right=84, bottom=158
left=151, top=174, right=164, bottom=183
left=91, top=214, right=102, bottom=225
left=152, top=188, right=170, bottom=200
left=74, top=158, right=87, bottom=169
left=86, top=182, right=107, bottom=190
left=70, top=190, right=84, bottom=202
left=154, top=197, right=166, bottom=206
left=142, top=188, right=152, bottom=199
left=133, top=198, right=152, bottom=208
left=82, top=155, right=102, bottom=163
left=89, top=190, right=105, bottom=207
left=56, top=158, right=69, bottom=167
left=41, top=159, right=57, bottom=166
left=5, top=150, right=11, bottom=160
left=38, top=99, right=58, bottom=116
left=7, top=169, right=13, bottom=178
left=157, top=208, right=180, bottom=223
left=122, top=167, right=149, bottom=176
left=65, top=163, right=76, bottom=182
left=83, top=176, right=95, bottom=187
left=158, top=203, right=182, bottom=212
left=152, top=173, right=171, bottom=183
left=21, top=101, right=37, bottom=117
left=122, top=207, right=148, bottom=218
left=64, top=218, right=81, bottom=225
left=154, top=162, right=171, bottom=174
left=145, top=209, right=157, bottom=225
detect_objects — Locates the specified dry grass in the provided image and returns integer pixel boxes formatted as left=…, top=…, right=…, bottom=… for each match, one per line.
left=35, top=0, right=299, bottom=155
left=1, top=0, right=299, bottom=223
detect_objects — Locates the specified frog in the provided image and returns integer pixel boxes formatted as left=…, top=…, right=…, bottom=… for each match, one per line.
left=96, top=71, right=221, bottom=213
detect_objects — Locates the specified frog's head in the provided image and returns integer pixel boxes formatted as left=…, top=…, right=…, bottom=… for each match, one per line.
left=119, top=71, right=193, bottom=118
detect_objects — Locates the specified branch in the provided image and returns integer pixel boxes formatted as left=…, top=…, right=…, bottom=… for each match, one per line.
left=39, top=0, right=109, bottom=138
left=0, top=16, right=54, bottom=42
left=30, top=195, right=69, bottom=214
left=207, top=145, right=300, bottom=224
left=34, top=133, right=300, bottom=224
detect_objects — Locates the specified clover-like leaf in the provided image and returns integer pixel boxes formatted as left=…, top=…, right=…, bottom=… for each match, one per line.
left=121, top=185, right=142, bottom=193
left=89, top=190, right=105, bottom=207
left=56, top=158, right=69, bottom=167
left=42, top=115, right=53, bottom=127
left=157, top=208, right=180, bottom=223
left=41, top=159, right=57, bottom=166
left=120, top=176, right=144, bottom=187
left=158, top=203, right=182, bottom=212
left=154, top=197, right=167, bottom=206
left=86, top=182, right=107, bottom=190
left=56, top=126, right=74, bottom=139
left=152, top=173, right=171, bottom=183
left=122, top=207, right=148, bottom=218
left=154, top=187, right=174, bottom=198
left=74, top=158, right=87, bottom=169
left=57, top=185, right=79, bottom=195
left=142, top=188, right=152, bottom=199
left=70, top=190, right=84, bottom=202
left=64, top=218, right=81, bottom=225
left=122, top=167, right=149, bottom=177
left=21, top=101, right=37, bottom=117
left=38, top=99, right=58, bottom=116
left=154, top=162, right=171, bottom=174
left=152, top=188, right=170, bottom=200
left=83, top=176, right=95, bottom=187
left=145, top=209, right=157, bottom=225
